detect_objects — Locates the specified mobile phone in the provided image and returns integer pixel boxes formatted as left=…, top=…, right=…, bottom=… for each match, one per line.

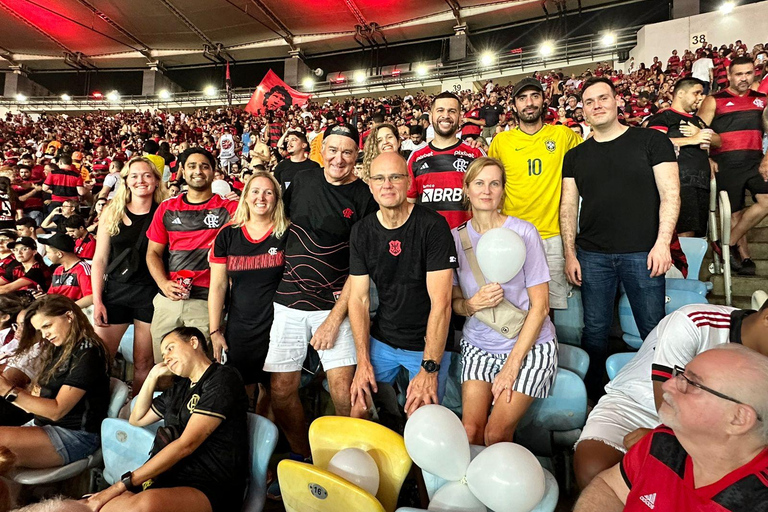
left=221, top=349, right=228, bottom=365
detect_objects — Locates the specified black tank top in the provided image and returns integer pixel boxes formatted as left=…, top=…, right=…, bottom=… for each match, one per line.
left=108, top=204, right=157, bottom=286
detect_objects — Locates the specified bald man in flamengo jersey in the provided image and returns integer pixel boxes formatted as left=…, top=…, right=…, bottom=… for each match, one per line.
left=407, top=92, right=485, bottom=230
left=698, top=56, right=768, bottom=276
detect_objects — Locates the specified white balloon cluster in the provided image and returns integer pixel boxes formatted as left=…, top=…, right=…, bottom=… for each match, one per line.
left=404, top=405, right=545, bottom=512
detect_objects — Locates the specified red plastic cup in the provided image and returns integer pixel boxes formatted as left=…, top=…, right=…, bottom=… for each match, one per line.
left=175, top=270, right=194, bottom=300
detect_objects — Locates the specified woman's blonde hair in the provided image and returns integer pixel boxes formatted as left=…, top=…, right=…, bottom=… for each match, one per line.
left=230, top=171, right=289, bottom=238
left=103, top=156, right=168, bottom=236
left=360, top=123, right=399, bottom=183
left=462, top=156, right=507, bottom=210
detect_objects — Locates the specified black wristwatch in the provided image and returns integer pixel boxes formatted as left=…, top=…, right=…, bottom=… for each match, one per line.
left=421, top=359, right=440, bottom=373
left=121, top=471, right=141, bottom=493
left=4, top=388, right=18, bottom=403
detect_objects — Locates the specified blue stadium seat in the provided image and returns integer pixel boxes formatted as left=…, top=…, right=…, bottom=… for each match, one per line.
left=665, top=278, right=708, bottom=296
left=101, top=418, right=155, bottom=485
left=552, top=289, right=584, bottom=346
left=558, top=344, right=589, bottom=381
left=242, top=413, right=280, bottom=512
left=678, top=237, right=707, bottom=281
left=606, top=352, right=635, bottom=381
left=118, top=324, right=135, bottom=364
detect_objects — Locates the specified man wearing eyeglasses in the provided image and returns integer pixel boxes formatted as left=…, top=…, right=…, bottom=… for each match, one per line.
left=575, top=344, right=768, bottom=512
left=574, top=301, right=768, bottom=490
left=348, top=152, right=458, bottom=418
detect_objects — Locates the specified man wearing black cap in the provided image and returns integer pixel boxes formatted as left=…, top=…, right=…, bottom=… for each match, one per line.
left=264, top=123, right=378, bottom=463
left=41, top=233, right=93, bottom=308
left=0, top=237, right=49, bottom=294
left=489, top=77, right=582, bottom=314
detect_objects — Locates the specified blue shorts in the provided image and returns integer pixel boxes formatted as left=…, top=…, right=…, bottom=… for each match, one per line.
left=25, top=422, right=100, bottom=465
left=370, top=337, right=452, bottom=401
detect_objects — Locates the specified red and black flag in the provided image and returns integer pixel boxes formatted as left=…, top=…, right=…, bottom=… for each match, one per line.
left=244, top=70, right=311, bottom=115
left=225, top=61, right=233, bottom=107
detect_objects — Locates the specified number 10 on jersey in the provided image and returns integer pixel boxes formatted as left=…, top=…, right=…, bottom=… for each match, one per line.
left=528, top=158, right=542, bottom=176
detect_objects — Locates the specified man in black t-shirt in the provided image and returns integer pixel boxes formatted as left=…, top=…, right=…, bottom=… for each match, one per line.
left=349, top=152, right=457, bottom=417
left=265, top=124, right=378, bottom=459
left=561, top=77, right=680, bottom=401
left=480, top=92, right=504, bottom=140
left=273, top=131, right=320, bottom=191
left=647, top=77, right=719, bottom=237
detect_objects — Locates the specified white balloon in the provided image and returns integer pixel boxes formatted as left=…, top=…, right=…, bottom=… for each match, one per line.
left=466, top=443, right=545, bottom=512
left=327, top=448, right=380, bottom=496
left=428, top=481, right=486, bottom=512
left=422, top=444, right=487, bottom=501
left=404, top=405, right=471, bottom=481
left=475, top=227, right=527, bottom=283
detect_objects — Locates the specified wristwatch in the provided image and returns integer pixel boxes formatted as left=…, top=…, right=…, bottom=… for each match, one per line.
left=4, top=388, right=18, bottom=403
left=421, top=359, right=440, bottom=373
left=121, top=471, right=141, bottom=493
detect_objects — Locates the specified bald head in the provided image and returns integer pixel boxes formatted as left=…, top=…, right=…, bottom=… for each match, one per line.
left=368, top=152, right=410, bottom=210
left=370, top=151, right=407, bottom=177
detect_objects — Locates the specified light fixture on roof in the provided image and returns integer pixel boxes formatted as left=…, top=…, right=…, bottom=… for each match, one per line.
left=159, top=89, right=171, bottom=100
left=416, top=64, right=428, bottom=76
left=539, top=42, right=554, bottom=57
left=61, top=94, right=71, bottom=101
left=302, top=77, right=315, bottom=89
left=204, top=85, right=217, bottom=97
left=601, top=33, right=616, bottom=46
left=354, top=71, right=366, bottom=84
left=480, top=52, right=495, bottom=66
left=15, top=94, right=26, bottom=102
left=106, top=90, right=120, bottom=102
left=719, top=1, right=735, bottom=14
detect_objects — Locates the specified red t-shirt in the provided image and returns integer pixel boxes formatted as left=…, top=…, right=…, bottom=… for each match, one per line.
left=461, top=109, right=483, bottom=137
left=146, top=194, right=238, bottom=300
left=49, top=260, right=92, bottom=300
left=621, top=426, right=768, bottom=511
left=74, top=233, right=97, bottom=260
left=407, top=141, right=485, bottom=229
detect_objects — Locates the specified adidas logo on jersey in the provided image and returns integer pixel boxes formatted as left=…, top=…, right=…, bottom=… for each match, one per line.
left=421, top=188, right=463, bottom=202
left=640, top=493, right=656, bottom=509
left=172, top=217, right=182, bottom=225
left=725, top=101, right=735, bottom=107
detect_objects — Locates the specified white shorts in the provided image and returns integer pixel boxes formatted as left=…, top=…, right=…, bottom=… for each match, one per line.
left=263, top=303, right=357, bottom=373
left=542, top=235, right=570, bottom=310
left=575, top=391, right=660, bottom=452
left=460, top=338, right=558, bottom=399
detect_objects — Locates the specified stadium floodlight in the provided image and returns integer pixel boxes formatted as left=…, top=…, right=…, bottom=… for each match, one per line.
left=106, top=90, right=120, bottom=102
left=354, top=71, right=366, bottom=83
left=61, top=94, right=71, bottom=102
left=204, top=85, right=217, bottom=97
left=302, top=77, right=315, bottom=89
left=539, top=42, right=554, bottom=57
left=480, top=52, right=495, bottom=66
left=416, top=64, right=428, bottom=76
left=719, top=1, right=735, bottom=14
left=15, top=94, right=26, bottom=102
left=601, top=33, right=616, bottom=46
left=159, top=89, right=171, bottom=100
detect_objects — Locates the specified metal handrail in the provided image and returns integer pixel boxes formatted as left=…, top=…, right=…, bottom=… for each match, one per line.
left=719, top=190, right=733, bottom=306
left=0, top=26, right=640, bottom=109
left=709, top=177, right=721, bottom=274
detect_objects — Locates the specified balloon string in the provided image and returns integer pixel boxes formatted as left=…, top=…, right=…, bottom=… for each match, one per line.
left=460, top=476, right=468, bottom=485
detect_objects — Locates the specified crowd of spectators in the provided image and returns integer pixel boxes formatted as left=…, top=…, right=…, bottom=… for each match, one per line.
left=0, top=35, right=765, bottom=511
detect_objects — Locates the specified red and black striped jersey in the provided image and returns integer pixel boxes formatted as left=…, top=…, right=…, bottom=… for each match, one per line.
left=710, top=89, right=766, bottom=168
left=74, top=233, right=96, bottom=260
left=49, top=260, right=92, bottom=301
left=147, top=193, right=237, bottom=300
left=407, top=141, right=485, bottom=229
left=44, top=168, right=83, bottom=204
left=1, top=260, right=49, bottom=291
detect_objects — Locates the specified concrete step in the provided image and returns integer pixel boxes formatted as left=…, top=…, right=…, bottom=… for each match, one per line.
left=710, top=274, right=768, bottom=297
left=747, top=227, right=768, bottom=243
left=708, top=294, right=754, bottom=308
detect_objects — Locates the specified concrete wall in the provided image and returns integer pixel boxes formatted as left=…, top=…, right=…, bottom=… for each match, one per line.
left=630, top=1, right=768, bottom=66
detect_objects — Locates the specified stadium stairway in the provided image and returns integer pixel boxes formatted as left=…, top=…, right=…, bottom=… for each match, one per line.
left=708, top=213, right=768, bottom=309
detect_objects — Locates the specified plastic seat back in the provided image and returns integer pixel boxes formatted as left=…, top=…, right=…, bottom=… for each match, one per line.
left=278, top=460, right=386, bottom=512
left=552, top=289, right=584, bottom=346
left=619, top=288, right=708, bottom=344
left=678, top=237, right=707, bottom=280
left=118, top=325, right=135, bottom=364
left=606, top=352, right=636, bottom=381
left=101, top=418, right=155, bottom=484
left=242, top=413, right=279, bottom=512
left=557, top=344, right=589, bottom=381
left=518, top=368, right=587, bottom=433
left=309, top=416, right=412, bottom=512
left=108, top=378, right=130, bottom=419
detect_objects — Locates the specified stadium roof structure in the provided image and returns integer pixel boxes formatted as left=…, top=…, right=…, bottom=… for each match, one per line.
left=0, top=0, right=616, bottom=71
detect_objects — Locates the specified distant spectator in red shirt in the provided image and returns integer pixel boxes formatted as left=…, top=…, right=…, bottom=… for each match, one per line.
left=667, top=49, right=681, bottom=72
left=42, top=154, right=84, bottom=211
left=64, top=214, right=96, bottom=260
left=41, top=233, right=93, bottom=307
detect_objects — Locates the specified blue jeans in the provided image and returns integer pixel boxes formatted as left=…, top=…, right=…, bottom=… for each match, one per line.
left=578, top=249, right=665, bottom=400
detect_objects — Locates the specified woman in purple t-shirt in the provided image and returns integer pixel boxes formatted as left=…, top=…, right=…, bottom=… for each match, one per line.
left=451, top=156, right=558, bottom=446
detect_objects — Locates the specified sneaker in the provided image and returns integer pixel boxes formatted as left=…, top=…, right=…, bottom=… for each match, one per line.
left=728, top=244, right=743, bottom=272
left=738, top=258, right=757, bottom=276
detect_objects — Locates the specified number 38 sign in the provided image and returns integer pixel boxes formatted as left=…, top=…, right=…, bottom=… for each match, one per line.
left=691, top=32, right=707, bottom=46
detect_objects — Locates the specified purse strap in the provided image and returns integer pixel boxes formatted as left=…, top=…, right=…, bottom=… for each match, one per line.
left=457, top=222, right=488, bottom=289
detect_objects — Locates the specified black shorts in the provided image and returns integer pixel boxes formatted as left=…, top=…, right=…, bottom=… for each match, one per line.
left=677, top=186, right=709, bottom=237
left=103, top=280, right=157, bottom=324
left=715, top=161, right=768, bottom=212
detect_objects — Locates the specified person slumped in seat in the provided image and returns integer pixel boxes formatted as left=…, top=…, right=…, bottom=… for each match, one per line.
left=575, top=344, right=768, bottom=511
left=85, top=326, right=249, bottom=512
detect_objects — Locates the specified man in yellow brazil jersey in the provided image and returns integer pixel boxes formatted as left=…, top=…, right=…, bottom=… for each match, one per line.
left=489, top=77, right=582, bottom=311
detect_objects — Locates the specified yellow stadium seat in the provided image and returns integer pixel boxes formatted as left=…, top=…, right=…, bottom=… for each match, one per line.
left=309, top=416, right=412, bottom=512
left=278, top=460, right=386, bottom=512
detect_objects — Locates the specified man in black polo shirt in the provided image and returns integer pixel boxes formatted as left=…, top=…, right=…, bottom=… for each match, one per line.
left=647, top=77, right=720, bottom=238
left=349, top=152, right=457, bottom=417
left=560, top=77, right=680, bottom=401
left=480, top=92, right=504, bottom=140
